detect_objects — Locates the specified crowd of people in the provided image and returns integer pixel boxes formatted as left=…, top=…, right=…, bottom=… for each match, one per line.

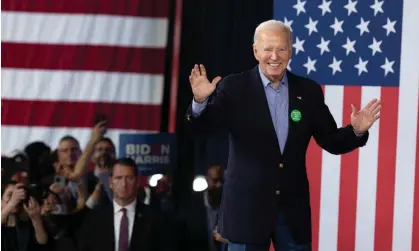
left=1, top=120, right=226, bottom=251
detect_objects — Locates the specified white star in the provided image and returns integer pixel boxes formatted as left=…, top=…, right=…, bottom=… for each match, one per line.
left=317, top=37, right=330, bottom=55
left=284, top=17, right=294, bottom=31
left=370, top=0, right=384, bottom=16
left=303, top=56, right=317, bottom=74
left=342, top=37, right=356, bottom=55
left=287, top=59, right=292, bottom=71
left=354, top=57, right=369, bottom=75
left=293, top=0, right=307, bottom=16
left=344, top=0, right=358, bottom=16
left=305, top=17, right=318, bottom=35
left=293, top=37, right=305, bottom=55
left=356, top=18, right=370, bottom=36
left=368, top=37, right=382, bottom=56
left=329, top=57, right=343, bottom=75
left=318, top=0, right=332, bottom=16
left=380, top=57, right=395, bottom=76
left=383, top=18, right=397, bottom=36
left=330, top=18, right=344, bottom=36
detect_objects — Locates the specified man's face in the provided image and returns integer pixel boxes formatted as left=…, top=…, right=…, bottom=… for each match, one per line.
left=253, top=28, right=292, bottom=84
left=206, top=166, right=223, bottom=190
left=206, top=166, right=223, bottom=209
left=58, top=140, right=81, bottom=167
left=109, top=164, right=138, bottom=202
left=92, top=141, right=115, bottom=167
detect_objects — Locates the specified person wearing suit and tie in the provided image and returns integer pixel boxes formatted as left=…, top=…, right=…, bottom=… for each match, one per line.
left=185, top=20, right=381, bottom=251
left=77, top=158, right=174, bottom=251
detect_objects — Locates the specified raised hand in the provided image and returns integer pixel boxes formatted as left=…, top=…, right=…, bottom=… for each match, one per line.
left=9, top=183, right=26, bottom=207
left=189, top=64, right=222, bottom=103
left=91, top=120, right=107, bottom=142
left=351, top=98, right=381, bottom=134
left=24, top=197, right=41, bottom=219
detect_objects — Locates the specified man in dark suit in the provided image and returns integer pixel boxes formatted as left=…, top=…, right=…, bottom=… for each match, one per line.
left=185, top=20, right=381, bottom=251
left=77, top=158, right=174, bottom=251
left=178, top=165, right=226, bottom=251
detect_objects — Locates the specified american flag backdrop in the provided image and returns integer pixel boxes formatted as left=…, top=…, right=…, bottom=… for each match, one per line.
left=274, top=0, right=419, bottom=251
left=1, top=0, right=170, bottom=154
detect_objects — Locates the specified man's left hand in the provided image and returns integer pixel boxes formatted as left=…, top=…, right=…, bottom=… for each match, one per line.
left=351, top=98, right=381, bottom=134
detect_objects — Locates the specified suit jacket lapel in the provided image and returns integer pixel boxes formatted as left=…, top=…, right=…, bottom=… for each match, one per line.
left=283, top=71, right=304, bottom=155
left=250, top=66, right=282, bottom=154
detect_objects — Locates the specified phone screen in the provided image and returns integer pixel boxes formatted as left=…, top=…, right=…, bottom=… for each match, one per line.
left=54, top=176, right=67, bottom=189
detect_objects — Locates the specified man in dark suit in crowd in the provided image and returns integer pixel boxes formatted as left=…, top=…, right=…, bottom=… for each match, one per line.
left=77, top=158, right=174, bottom=251
left=185, top=20, right=381, bottom=251
left=178, top=165, right=226, bottom=251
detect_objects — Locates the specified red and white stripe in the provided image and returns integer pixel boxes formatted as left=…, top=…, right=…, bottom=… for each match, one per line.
left=1, top=0, right=169, bottom=154
left=307, top=0, right=419, bottom=250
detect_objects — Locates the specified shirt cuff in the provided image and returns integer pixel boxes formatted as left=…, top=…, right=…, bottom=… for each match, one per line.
left=191, top=98, right=208, bottom=117
left=353, top=129, right=365, bottom=137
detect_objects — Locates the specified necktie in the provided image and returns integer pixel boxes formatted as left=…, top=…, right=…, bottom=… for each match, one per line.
left=119, top=208, right=129, bottom=251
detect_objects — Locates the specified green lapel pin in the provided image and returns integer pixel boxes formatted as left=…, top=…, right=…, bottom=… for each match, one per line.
left=290, top=109, right=302, bottom=122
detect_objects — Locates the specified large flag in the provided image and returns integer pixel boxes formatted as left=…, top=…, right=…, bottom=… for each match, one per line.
left=1, top=0, right=169, bottom=155
left=273, top=0, right=419, bottom=250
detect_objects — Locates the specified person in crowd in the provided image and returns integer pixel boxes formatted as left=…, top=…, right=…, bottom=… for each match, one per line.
left=41, top=189, right=83, bottom=251
left=24, top=142, right=54, bottom=186
left=56, top=120, right=107, bottom=182
left=1, top=182, right=48, bottom=251
left=186, top=19, right=381, bottom=250
left=50, top=121, right=107, bottom=210
left=85, top=136, right=116, bottom=209
left=178, top=164, right=226, bottom=251
left=150, top=170, right=175, bottom=214
left=77, top=158, right=175, bottom=251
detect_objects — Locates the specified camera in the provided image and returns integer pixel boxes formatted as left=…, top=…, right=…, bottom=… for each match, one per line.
left=2, top=154, right=49, bottom=205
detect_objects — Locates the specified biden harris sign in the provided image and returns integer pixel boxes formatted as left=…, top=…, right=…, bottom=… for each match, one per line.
left=119, top=133, right=177, bottom=175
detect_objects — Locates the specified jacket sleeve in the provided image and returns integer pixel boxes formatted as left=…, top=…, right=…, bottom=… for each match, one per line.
left=310, top=83, right=369, bottom=155
left=185, top=76, right=232, bottom=135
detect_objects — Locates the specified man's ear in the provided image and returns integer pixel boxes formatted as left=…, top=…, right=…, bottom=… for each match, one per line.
left=253, top=44, right=259, bottom=60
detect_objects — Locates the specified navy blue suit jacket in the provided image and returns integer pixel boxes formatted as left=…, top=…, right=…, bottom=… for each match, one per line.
left=185, top=66, right=369, bottom=245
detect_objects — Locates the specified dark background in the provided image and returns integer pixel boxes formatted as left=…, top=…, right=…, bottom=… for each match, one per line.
left=159, top=0, right=274, bottom=200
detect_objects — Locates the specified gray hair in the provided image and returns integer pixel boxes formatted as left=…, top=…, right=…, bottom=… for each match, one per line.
left=253, top=20, right=293, bottom=50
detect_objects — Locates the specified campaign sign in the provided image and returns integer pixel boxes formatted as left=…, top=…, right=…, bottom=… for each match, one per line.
left=119, top=133, right=177, bottom=175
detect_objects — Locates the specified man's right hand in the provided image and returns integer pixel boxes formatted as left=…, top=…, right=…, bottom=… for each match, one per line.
left=189, top=64, right=222, bottom=103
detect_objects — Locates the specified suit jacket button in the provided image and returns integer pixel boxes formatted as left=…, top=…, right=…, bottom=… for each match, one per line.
left=279, top=163, right=284, bottom=168
left=186, top=115, right=191, bottom=121
left=276, top=190, right=280, bottom=195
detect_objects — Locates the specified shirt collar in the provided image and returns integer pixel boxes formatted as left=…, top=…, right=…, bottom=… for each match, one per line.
left=113, top=199, right=137, bottom=214
left=258, top=64, right=288, bottom=88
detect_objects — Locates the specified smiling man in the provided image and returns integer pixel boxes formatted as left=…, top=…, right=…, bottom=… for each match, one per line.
left=185, top=20, right=381, bottom=251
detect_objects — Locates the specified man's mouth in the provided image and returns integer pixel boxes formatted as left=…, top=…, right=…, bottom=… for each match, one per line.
left=268, top=63, right=281, bottom=67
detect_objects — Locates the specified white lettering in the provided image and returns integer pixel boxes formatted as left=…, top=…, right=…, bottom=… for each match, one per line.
left=161, top=144, right=170, bottom=155
left=131, top=155, right=171, bottom=165
left=126, top=144, right=152, bottom=155
left=139, top=144, right=151, bottom=155
left=126, top=144, right=136, bottom=155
